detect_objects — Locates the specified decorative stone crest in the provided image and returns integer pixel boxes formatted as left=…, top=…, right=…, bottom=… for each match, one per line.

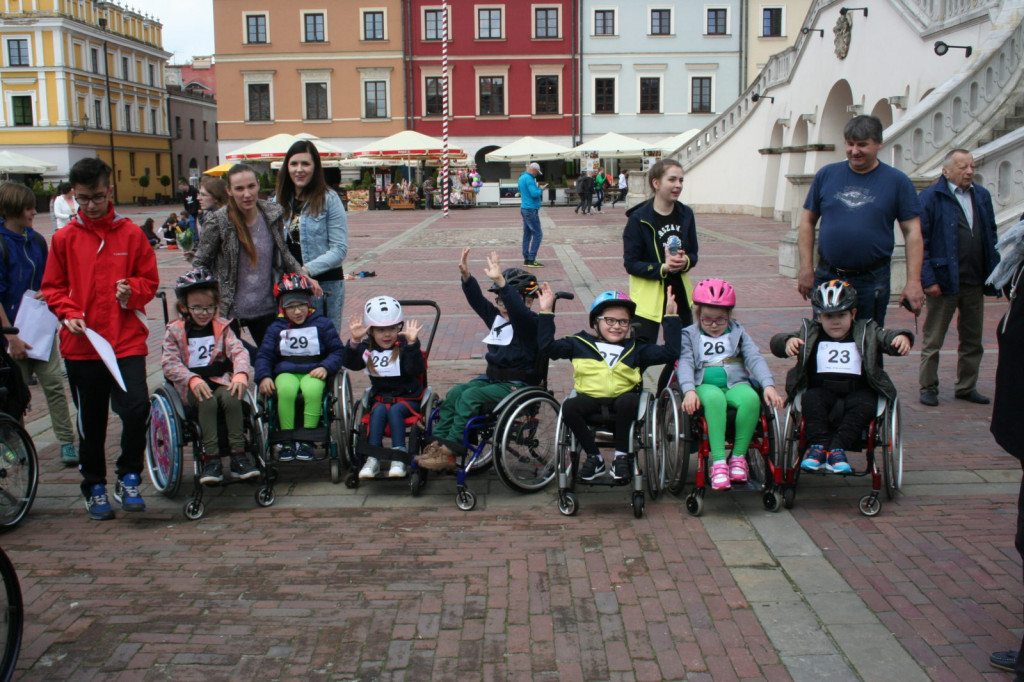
left=834, top=14, right=852, bottom=59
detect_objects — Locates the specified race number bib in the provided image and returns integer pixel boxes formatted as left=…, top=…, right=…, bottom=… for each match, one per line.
left=363, top=349, right=402, bottom=377
left=816, top=341, right=862, bottom=375
left=279, top=327, right=321, bottom=357
left=187, top=335, right=215, bottom=369
left=699, top=333, right=736, bottom=366
left=594, top=342, right=625, bottom=369
left=482, top=315, right=513, bottom=346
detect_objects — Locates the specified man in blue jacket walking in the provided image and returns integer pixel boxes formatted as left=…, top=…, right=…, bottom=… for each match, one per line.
left=518, top=163, right=546, bottom=268
left=918, top=149, right=1000, bottom=407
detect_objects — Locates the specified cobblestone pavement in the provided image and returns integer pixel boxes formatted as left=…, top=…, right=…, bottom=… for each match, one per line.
left=3, top=203, right=1019, bottom=680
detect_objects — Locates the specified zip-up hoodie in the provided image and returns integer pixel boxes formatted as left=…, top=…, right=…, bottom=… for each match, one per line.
left=254, top=310, right=345, bottom=381
left=623, top=198, right=698, bottom=322
left=0, top=220, right=47, bottom=324
left=40, top=204, right=159, bottom=360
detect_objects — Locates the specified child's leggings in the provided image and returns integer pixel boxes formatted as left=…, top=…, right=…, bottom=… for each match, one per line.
left=694, top=382, right=760, bottom=462
left=275, top=373, right=326, bottom=429
left=187, top=385, right=244, bottom=455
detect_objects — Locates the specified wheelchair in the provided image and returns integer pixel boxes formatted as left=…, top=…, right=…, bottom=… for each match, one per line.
left=0, top=329, right=38, bottom=533
left=553, top=388, right=658, bottom=518
left=423, top=292, right=574, bottom=511
left=345, top=300, right=439, bottom=493
left=779, top=391, right=903, bottom=517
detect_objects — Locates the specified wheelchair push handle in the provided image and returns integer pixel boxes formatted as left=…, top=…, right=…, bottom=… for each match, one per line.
left=0, top=327, right=17, bottom=336
left=155, top=290, right=169, bottom=325
left=397, top=299, right=442, bottom=358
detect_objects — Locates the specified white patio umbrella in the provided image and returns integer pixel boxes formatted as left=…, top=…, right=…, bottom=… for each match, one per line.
left=0, top=150, right=57, bottom=174
left=562, top=132, right=649, bottom=159
left=352, top=130, right=466, bottom=160
left=655, top=129, right=701, bottom=155
left=484, top=136, right=571, bottom=162
left=224, top=133, right=346, bottom=161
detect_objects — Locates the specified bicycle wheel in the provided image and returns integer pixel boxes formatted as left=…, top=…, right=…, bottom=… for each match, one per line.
left=0, top=415, right=38, bottom=532
left=494, top=393, right=560, bottom=492
left=0, top=546, right=22, bottom=682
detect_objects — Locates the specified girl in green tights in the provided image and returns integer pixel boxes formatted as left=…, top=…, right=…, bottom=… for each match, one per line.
left=677, top=279, right=784, bottom=491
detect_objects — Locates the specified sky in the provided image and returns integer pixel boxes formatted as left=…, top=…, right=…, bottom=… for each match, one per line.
left=128, top=0, right=215, bottom=63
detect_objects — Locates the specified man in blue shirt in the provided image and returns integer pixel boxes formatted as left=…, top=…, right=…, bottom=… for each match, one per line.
left=797, top=115, right=925, bottom=325
left=518, top=162, right=546, bottom=268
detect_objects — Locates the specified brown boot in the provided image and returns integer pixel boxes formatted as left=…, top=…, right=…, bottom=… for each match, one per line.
left=436, top=445, right=458, bottom=471
left=414, top=442, right=447, bottom=470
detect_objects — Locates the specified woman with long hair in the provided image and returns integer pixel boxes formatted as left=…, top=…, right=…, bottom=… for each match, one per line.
left=192, top=163, right=318, bottom=347
left=274, top=140, right=348, bottom=328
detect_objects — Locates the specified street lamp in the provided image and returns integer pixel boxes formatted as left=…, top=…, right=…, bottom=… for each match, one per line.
left=98, top=16, right=118, bottom=203
left=840, top=7, right=869, bottom=17
left=751, top=93, right=775, bottom=104
left=934, top=41, right=973, bottom=58
left=71, top=114, right=89, bottom=138
left=801, top=27, right=825, bottom=37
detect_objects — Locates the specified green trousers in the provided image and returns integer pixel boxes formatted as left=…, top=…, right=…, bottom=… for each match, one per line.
left=695, top=382, right=760, bottom=462
left=275, top=373, right=326, bottom=429
left=431, top=379, right=515, bottom=446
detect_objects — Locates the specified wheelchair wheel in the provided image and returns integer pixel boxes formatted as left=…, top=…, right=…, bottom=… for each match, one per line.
left=780, top=405, right=803, bottom=489
left=410, top=468, right=426, bottom=496
left=668, top=407, right=694, bottom=497
left=0, top=415, right=37, bottom=533
left=493, top=393, right=560, bottom=493
left=762, top=489, right=782, bottom=512
left=882, top=398, right=902, bottom=500
left=783, top=486, right=796, bottom=509
left=557, top=491, right=578, bottom=516
left=243, top=393, right=266, bottom=471
left=348, top=400, right=367, bottom=472
left=455, top=488, right=476, bottom=511
left=255, top=486, right=275, bottom=507
left=658, top=387, right=683, bottom=496
left=642, top=394, right=662, bottom=500
left=858, top=493, right=881, bottom=517
left=685, top=489, right=704, bottom=517
left=146, top=391, right=183, bottom=498
left=0, top=546, right=23, bottom=682
left=331, top=373, right=353, bottom=464
left=183, top=499, right=205, bottom=520
left=329, top=459, right=342, bottom=484
left=632, top=492, right=645, bottom=519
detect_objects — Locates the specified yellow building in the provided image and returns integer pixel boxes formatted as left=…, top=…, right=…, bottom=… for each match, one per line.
left=213, top=0, right=406, bottom=157
left=744, top=1, right=814, bottom=86
left=0, top=0, right=171, bottom=203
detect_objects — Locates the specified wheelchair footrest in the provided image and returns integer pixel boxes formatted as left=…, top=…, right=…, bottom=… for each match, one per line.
left=270, top=427, right=329, bottom=444
left=355, top=441, right=411, bottom=464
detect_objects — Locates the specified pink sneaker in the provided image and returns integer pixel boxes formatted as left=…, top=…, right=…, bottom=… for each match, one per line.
left=710, top=460, right=731, bottom=490
left=728, top=455, right=749, bottom=483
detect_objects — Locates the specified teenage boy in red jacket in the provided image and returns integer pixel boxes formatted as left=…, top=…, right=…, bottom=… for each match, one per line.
left=41, top=158, right=159, bottom=520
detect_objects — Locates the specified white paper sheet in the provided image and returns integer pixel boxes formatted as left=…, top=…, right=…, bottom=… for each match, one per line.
left=12, top=291, right=58, bottom=361
left=83, top=328, right=126, bottom=392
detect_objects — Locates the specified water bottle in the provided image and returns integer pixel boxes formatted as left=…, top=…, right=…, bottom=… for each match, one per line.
left=667, top=235, right=681, bottom=256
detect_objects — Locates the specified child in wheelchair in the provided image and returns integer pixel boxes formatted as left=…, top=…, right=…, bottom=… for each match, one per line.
left=538, top=286, right=680, bottom=481
left=677, top=279, right=783, bottom=491
left=770, top=280, right=912, bottom=474
left=160, top=268, right=259, bottom=483
left=416, top=249, right=541, bottom=471
left=344, top=296, right=425, bottom=479
left=255, top=273, right=345, bottom=461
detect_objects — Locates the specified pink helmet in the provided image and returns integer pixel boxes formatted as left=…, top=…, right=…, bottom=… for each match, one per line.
left=692, top=278, right=736, bottom=308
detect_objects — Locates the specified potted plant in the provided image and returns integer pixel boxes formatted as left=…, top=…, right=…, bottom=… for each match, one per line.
left=31, top=179, right=55, bottom=213
left=138, top=175, right=150, bottom=205
left=158, top=174, right=171, bottom=203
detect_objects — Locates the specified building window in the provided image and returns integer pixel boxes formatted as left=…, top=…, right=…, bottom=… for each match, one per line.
left=651, top=9, right=671, bottom=35
left=124, top=104, right=132, bottom=131
left=304, top=13, right=325, bottom=42
left=424, top=9, right=444, bottom=40
left=7, top=39, right=29, bottom=66
left=122, top=56, right=130, bottom=80
left=639, top=77, right=660, bottom=114
left=129, top=152, right=136, bottom=176
left=203, top=120, right=208, bottom=140
left=691, top=76, right=712, bottom=113
left=156, top=154, right=162, bottom=176
left=594, top=10, right=615, bottom=36
left=189, top=118, right=195, bottom=139
left=94, top=100, right=103, bottom=128
left=91, top=47, right=100, bottom=74
left=762, top=7, right=782, bottom=37
left=479, top=76, right=504, bottom=115
left=148, top=63, right=155, bottom=86
left=535, top=8, right=558, bottom=38
left=246, top=15, right=268, bottom=44
left=707, top=8, right=728, bottom=35
left=535, top=75, right=558, bottom=114
left=363, top=11, right=384, bottom=40
left=247, top=83, right=271, bottom=121
left=151, top=109, right=158, bottom=134
left=11, top=96, right=32, bottom=126
left=425, top=76, right=443, bottom=116
left=174, top=116, right=181, bottom=137
left=478, top=8, right=502, bottom=39
left=306, top=82, right=329, bottom=120
left=364, top=81, right=387, bottom=118
left=595, top=78, right=615, bottom=114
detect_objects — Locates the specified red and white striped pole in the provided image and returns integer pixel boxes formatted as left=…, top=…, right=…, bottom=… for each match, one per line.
left=441, top=0, right=450, bottom=218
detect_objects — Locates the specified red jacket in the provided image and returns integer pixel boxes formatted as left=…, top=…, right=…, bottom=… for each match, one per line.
left=41, top=205, right=159, bottom=360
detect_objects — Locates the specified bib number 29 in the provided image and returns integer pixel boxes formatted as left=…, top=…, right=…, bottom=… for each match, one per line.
left=288, top=336, right=309, bottom=350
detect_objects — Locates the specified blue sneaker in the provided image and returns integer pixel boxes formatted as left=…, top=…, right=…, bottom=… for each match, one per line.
left=277, top=442, right=295, bottom=462
left=113, top=473, right=146, bottom=512
left=294, top=442, right=315, bottom=461
left=826, top=449, right=852, bottom=474
left=85, top=484, right=115, bottom=520
left=800, top=444, right=826, bottom=472
left=60, top=443, right=79, bottom=466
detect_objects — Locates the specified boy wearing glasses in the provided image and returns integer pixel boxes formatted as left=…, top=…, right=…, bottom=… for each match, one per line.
left=41, top=157, right=159, bottom=520
left=536, top=287, right=680, bottom=481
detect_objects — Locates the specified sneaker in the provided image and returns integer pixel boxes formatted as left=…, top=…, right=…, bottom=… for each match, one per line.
left=523, top=261, right=544, bottom=268
left=199, top=459, right=223, bottom=484
left=728, top=455, right=748, bottom=483
left=611, top=454, right=631, bottom=481
left=230, top=452, right=260, bottom=480
left=60, top=443, right=79, bottom=466
left=800, top=444, right=827, bottom=472
left=389, top=461, right=407, bottom=478
left=359, top=457, right=380, bottom=479
left=85, top=484, right=115, bottom=520
left=580, top=455, right=606, bottom=481
left=277, top=442, right=295, bottom=462
left=114, top=473, right=146, bottom=512
left=710, top=460, right=731, bottom=491
left=294, top=442, right=315, bottom=461
left=825, top=448, right=852, bottom=474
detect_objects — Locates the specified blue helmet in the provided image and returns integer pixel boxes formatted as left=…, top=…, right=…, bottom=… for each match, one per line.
left=589, top=291, right=636, bottom=327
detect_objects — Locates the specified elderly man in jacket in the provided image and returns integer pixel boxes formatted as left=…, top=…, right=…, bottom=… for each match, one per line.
left=918, top=149, right=1000, bottom=407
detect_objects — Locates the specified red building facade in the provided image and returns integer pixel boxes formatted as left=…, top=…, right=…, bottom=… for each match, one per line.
left=405, top=0, right=577, bottom=167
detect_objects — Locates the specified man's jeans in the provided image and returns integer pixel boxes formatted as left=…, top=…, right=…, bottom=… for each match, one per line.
left=815, top=261, right=891, bottom=326
left=521, top=208, right=542, bottom=263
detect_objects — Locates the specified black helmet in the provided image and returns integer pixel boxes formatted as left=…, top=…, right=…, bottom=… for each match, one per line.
left=811, top=279, right=858, bottom=314
left=174, top=268, right=218, bottom=300
left=489, top=267, right=539, bottom=298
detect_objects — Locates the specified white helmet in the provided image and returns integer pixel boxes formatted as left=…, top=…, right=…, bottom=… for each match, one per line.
left=363, top=296, right=404, bottom=328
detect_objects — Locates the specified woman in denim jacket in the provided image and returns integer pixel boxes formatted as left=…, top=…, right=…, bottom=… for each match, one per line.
left=274, top=140, right=349, bottom=329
